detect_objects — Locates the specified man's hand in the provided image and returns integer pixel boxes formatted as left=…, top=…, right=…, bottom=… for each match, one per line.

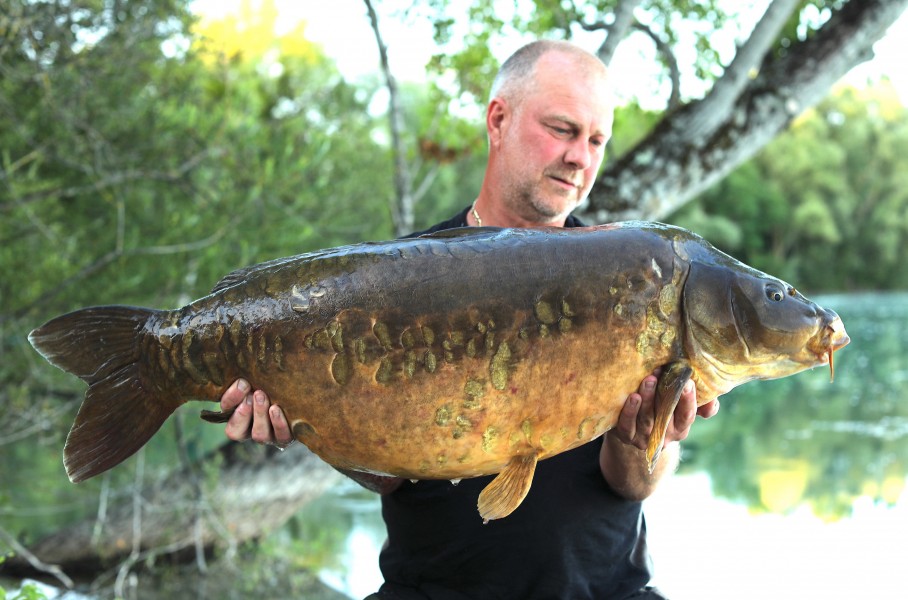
left=611, top=374, right=718, bottom=451
left=600, top=373, right=718, bottom=500
left=220, top=379, right=294, bottom=448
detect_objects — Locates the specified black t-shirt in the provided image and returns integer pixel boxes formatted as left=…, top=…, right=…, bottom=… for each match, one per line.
left=377, top=207, right=654, bottom=600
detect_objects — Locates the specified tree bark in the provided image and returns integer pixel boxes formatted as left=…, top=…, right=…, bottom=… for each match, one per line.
left=1, top=442, right=342, bottom=577
left=585, top=0, right=908, bottom=223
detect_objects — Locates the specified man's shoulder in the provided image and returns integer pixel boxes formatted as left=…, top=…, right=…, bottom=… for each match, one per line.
left=405, top=207, right=586, bottom=239
left=404, top=206, right=471, bottom=238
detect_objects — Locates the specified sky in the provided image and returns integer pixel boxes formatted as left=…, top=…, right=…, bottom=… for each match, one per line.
left=192, top=0, right=908, bottom=107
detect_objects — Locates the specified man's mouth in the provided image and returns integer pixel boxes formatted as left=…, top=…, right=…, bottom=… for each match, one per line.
left=547, top=174, right=580, bottom=189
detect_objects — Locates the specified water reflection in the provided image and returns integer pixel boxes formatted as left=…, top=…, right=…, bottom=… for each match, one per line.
left=303, top=292, right=908, bottom=598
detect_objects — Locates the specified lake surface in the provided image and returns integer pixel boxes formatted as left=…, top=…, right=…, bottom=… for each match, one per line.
left=308, top=292, right=908, bottom=599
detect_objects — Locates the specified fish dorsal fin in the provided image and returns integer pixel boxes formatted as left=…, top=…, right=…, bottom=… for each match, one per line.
left=646, top=360, right=694, bottom=472
left=211, top=265, right=256, bottom=293
left=477, top=452, right=539, bottom=522
left=210, top=255, right=298, bottom=294
left=209, top=250, right=340, bottom=294
left=418, top=226, right=505, bottom=239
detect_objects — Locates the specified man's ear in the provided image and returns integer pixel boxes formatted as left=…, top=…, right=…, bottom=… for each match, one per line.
left=487, top=97, right=509, bottom=147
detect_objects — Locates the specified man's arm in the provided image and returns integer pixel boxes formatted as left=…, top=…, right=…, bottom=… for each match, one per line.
left=601, top=375, right=719, bottom=501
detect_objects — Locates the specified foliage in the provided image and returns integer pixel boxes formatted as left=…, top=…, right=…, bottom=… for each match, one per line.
left=1, top=0, right=906, bottom=592
left=0, top=583, right=48, bottom=600
left=0, top=556, right=49, bottom=600
left=670, top=80, right=908, bottom=291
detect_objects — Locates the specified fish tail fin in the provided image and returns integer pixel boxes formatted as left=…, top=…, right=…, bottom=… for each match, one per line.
left=645, top=361, right=694, bottom=473
left=29, top=306, right=182, bottom=483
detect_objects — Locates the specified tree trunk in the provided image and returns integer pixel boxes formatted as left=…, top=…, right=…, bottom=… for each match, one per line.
left=1, top=442, right=342, bottom=577
left=585, top=0, right=908, bottom=222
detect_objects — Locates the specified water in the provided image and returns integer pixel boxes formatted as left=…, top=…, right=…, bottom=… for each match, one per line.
left=307, top=292, right=908, bottom=598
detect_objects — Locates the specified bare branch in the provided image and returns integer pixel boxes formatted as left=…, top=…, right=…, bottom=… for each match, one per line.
left=0, top=525, right=74, bottom=589
left=592, top=0, right=645, bottom=66
left=5, top=214, right=242, bottom=321
left=679, top=0, right=801, bottom=141
left=632, top=21, right=682, bottom=110
left=364, top=0, right=415, bottom=237
left=0, top=148, right=221, bottom=212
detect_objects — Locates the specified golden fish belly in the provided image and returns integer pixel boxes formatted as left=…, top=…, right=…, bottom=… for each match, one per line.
left=252, top=304, right=669, bottom=481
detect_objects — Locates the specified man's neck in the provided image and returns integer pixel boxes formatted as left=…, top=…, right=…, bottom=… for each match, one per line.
left=469, top=196, right=568, bottom=229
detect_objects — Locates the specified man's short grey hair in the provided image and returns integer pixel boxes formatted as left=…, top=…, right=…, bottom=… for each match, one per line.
left=489, top=40, right=606, bottom=104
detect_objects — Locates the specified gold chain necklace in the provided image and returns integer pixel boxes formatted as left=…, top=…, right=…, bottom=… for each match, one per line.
left=471, top=201, right=482, bottom=227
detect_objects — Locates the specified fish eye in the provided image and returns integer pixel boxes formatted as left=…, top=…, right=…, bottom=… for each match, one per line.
left=766, top=285, right=785, bottom=302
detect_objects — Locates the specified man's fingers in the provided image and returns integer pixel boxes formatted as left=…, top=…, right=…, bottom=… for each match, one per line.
left=668, top=380, right=697, bottom=443
left=634, top=377, right=656, bottom=447
left=224, top=392, right=253, bottom=441
left=250, top=390, right=274, bottom=443
left=697, top=399, right=720, bottom=419
left=220, top=378, right=251, bottom=411
left=613, top=393, right=643, bottom=449
left=270, top=405, right=295, bottom=447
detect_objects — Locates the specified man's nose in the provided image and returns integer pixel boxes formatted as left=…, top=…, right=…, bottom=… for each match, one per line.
left=563, top=138, right=592, bottom=170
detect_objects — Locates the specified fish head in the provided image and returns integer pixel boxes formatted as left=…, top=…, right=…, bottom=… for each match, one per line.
left=682, top=260, right=850, bottom=396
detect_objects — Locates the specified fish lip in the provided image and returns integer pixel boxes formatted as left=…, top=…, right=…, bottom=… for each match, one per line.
left=810, top=316, right=850, bottom=380
left=809, top=316, right=849, bottom=356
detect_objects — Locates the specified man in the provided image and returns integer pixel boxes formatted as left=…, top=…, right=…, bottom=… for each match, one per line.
left=221, top=40, right=718, bottom=599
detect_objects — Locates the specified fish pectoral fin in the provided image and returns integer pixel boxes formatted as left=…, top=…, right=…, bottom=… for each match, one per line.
left=199, top=408, right=235, bottom=424
left=477, top=452, right=539, bottom=523
left=646, top=361, right=694, bottom=473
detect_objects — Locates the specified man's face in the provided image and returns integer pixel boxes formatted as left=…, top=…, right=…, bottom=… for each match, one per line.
left=493, top=53, right=613, bottom=224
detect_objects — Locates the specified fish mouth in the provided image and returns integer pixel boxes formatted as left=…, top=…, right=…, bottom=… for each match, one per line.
left=811, top=315, right=850, bottom=381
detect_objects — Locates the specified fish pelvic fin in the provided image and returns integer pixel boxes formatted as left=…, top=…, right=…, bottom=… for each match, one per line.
left=477, top=452, right=539, bottom=523
left=646, top=360, right=694, bottom=473
left=199, top=408, right=234, bottom=423
left=29, top=306, right=181, bottom=483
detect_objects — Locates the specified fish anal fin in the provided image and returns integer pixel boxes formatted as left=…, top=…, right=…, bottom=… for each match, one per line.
left=646, top=361, right=694, bottom=473
left=477, top=452, right=539, bottom=522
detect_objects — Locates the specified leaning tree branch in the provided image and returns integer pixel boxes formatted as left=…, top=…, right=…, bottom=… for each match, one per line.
left=586, top=0, right=908, bottom=223
left=678, top=0, right=801, bottom=142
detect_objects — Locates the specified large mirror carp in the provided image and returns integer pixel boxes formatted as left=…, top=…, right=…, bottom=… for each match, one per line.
left=29, top=222, right=849, bottom=521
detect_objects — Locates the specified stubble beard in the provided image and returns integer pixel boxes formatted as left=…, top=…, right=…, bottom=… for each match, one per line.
left=507, top=176, right=581, bottom=224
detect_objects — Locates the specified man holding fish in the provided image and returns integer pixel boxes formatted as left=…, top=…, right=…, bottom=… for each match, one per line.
left=221, top=40, right=717, bottom=599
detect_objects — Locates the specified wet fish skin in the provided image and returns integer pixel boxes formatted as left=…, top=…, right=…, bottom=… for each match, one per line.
left=28, top=222, right=849, bottom=520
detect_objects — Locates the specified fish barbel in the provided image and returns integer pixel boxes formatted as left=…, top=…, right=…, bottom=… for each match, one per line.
left=29, top=223, right=849, bottom=520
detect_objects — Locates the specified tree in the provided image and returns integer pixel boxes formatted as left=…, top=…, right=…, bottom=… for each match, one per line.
left=672, top=80, right=908, bottom=290
left=0, top=0, right=393, bottom=589
left=401, top=0, right=908, bottom=221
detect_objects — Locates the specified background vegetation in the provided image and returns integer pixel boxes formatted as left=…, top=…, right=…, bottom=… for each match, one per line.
left=1, top=0, right=906, bottom=597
